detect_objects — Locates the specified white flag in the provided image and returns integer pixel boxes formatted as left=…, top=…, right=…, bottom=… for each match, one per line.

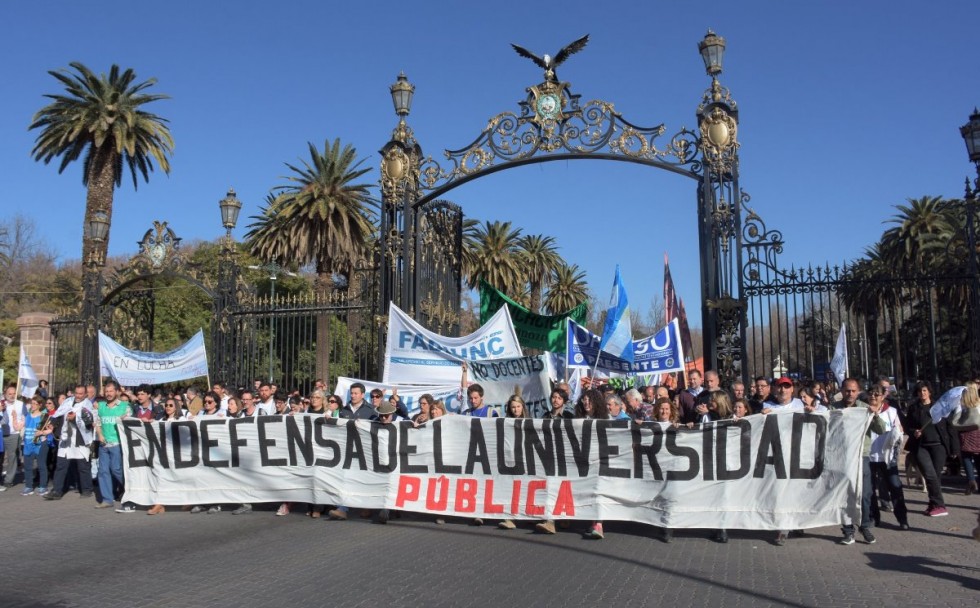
left=18, top=345, right=39, bottom=398
left=829, top=324, right=848, bottom=385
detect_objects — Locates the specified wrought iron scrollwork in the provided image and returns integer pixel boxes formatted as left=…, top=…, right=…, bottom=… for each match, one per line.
left=416, top=82, right=702, bottom=194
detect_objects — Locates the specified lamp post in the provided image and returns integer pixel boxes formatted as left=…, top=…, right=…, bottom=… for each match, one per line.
left=214, top=188, right=243, bottom=385
left=379, top=71, right=422, bottom=374
left=80, top=210, right=110, bottom=384
left=959, top=109, right=980, bottom=371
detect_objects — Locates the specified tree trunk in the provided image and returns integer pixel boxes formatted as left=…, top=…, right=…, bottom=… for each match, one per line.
left=314, top=270, right=331, bottom=386
left=82, top=152, right=116, bottom=269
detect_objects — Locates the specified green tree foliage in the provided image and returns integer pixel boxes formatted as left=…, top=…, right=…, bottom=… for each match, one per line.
left=29, top=63, right=173, bottom=265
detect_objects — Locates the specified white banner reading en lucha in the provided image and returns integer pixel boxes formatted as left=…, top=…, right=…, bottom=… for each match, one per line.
left=99, top=330, right=209, bottom=386
left=383, top=302, right=522, bottom=385
left=119, top=410, right=868, bottom=530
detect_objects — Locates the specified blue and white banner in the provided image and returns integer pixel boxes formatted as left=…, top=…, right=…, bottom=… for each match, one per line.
left=18, top=345, right=39, bottom=398
left=383, top=303, right=523, bottom=385
left=99, top=330, right=210, bottom=386
left=566, top=319, right=685, bottom=375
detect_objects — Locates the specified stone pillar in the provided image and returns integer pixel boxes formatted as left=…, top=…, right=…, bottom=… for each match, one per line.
left=16, top=312, right=55, bottom=383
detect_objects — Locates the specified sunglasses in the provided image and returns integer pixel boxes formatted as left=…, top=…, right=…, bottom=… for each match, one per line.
left=165, top=404, right=176, bottom=408
left=379, top=413, right=393, bottom=418
left=328, top=399, right=340, bottom=404
left=204, top=399, right=216, bottom=404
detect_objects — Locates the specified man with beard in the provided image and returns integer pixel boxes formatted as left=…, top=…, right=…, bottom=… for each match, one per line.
left=42, top=385, right=96, bottom=500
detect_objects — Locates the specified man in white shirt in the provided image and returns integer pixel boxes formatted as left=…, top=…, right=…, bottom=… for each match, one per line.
left=257, top=382, right=276, bottom=416
left=763, top=377, right=805, bottom=413
left=43, top=384, right=96, bottom=500
left=1, top=384, right=25, bottom=489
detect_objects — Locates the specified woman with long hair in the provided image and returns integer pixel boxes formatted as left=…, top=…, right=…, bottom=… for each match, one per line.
left=953, top=382, right=980, bottom=495
left=905, top=381, right=949, bottom=516
left=579, top=388, right=608, bottom=539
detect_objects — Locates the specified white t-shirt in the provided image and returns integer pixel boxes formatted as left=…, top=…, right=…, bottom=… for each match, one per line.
left=258, top=399, right=276, bottom=416
left=767, top=398, right=805, bottom=412
left=2, top=399, right=25, bottom=435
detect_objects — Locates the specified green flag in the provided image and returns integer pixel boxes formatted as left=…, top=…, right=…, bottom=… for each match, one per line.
left=479, top=280, right=588, bottom=353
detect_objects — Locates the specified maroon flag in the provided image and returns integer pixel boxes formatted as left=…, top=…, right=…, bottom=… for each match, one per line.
left=663, top=252, right=679, bottom=326
left=677, top=297, right=695, bottom=365
left=663, top=253, right=688, bottom=389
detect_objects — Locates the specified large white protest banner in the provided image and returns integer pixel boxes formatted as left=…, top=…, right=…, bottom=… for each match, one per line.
left=120, top=409, right=866, bottom=530
left=99, top=330, right=209, bottom=386
left=467, top=355, right=553, bottom=418
left=333, top=377, right=462, bottom=414
left=383, top=303, right=522, bottom=385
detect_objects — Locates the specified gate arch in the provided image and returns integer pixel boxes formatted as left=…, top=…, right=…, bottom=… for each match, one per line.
left=378, top=33, right=747, bottom=384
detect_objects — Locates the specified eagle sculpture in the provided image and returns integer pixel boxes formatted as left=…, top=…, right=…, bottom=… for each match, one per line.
left=511, top=34, right=589, bottom=83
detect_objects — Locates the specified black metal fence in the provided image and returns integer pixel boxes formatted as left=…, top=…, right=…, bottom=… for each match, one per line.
left=222, top=288, right=377, bottom=395
left=742, top=264, right=975, bottom=390
left=48, top=280, right=379, bottom=396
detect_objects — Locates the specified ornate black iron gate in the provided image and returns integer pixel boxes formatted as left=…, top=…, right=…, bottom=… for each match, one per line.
left=378, top=32, right=748, bottom=383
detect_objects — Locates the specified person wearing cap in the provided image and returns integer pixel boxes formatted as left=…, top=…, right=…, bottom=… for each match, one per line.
left=762, top=377, right=805, bottom=414
left=764, top=376, right=805, bottom=546
left=374, top=401, right=399, bottom=524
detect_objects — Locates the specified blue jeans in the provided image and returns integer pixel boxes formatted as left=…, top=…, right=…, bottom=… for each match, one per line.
left=843, top=457, right=873, bottom=536
left=97, top=444, right=124, bottom=506
left=963, top=451, right=980, bottom=483
left=23, top=451, right=45, bottom=490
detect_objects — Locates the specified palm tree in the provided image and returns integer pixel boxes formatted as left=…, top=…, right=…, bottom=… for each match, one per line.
left=464, top=220, right=524, bottom=293
left=545, top=262, right=588, bottom=315
left=245, top=139, right=377, bottom=288
left=246, top=139, right=376, bottom=384
left=29, top=62, right=173, bottom=264
left=518, top=234, right=562, bottom=313
left=879, top=195, right=953, bottom=274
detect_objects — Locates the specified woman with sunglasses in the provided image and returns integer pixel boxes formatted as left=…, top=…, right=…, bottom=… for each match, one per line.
left=867, top=387, right=910, bottom=530
left=157, top=398, right=184, bottom=421
left=325, top=394, right=343, bottom=418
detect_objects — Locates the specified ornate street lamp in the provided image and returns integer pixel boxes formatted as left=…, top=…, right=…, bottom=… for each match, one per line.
left=390, top=72, right=415, bottom=116
left=698, top=29, right=726, bottom=77
left=959, top=109, right=980, bottom=371
left=218, top=187, right=242, bottom=237
left=214, top=187, right=244, bottom=387
left=80, top=209, right=110, bottom=384
left=960, top=108, right=980, bottom=167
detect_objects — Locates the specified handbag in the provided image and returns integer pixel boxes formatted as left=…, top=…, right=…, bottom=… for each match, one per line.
left=950, top=406, right=980, bottom=432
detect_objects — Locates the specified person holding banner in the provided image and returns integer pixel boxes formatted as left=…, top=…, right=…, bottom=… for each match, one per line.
left=339, top=384, right=377, bottom=421
left=42, top=385, right=96, bottom=501
left=542, top=388, right=573, bottom=420
left=94, top=380, right=130, bottom=509
left=835, top=378, right=886, bottom=545
left=20, top=395, right=48, bottom=496
left=459, top=362, right=499, bottom=419
left=1, top=384, right=26, bottom=489
left=581, top=390, right=610, bottom=540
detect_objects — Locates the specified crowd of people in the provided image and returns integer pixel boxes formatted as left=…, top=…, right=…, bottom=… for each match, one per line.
left=1, top=368, right=977, bottom=545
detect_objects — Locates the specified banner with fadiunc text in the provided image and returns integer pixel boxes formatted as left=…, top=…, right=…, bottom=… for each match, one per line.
left=119, top=409, right=867, bottom=530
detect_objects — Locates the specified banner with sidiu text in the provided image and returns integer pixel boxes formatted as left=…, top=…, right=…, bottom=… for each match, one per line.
left=119, top=409, right=868, bottom=530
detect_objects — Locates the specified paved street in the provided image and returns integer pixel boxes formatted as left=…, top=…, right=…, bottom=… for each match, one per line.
left=2, top=477, right=977, bottom=608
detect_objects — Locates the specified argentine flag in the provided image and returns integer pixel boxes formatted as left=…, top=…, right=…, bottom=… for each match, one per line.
left=599, top=265, right=634, bottom=363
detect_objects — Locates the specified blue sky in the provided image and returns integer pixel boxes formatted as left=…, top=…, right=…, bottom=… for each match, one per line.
left=2, top=1, right=977, bottom=326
